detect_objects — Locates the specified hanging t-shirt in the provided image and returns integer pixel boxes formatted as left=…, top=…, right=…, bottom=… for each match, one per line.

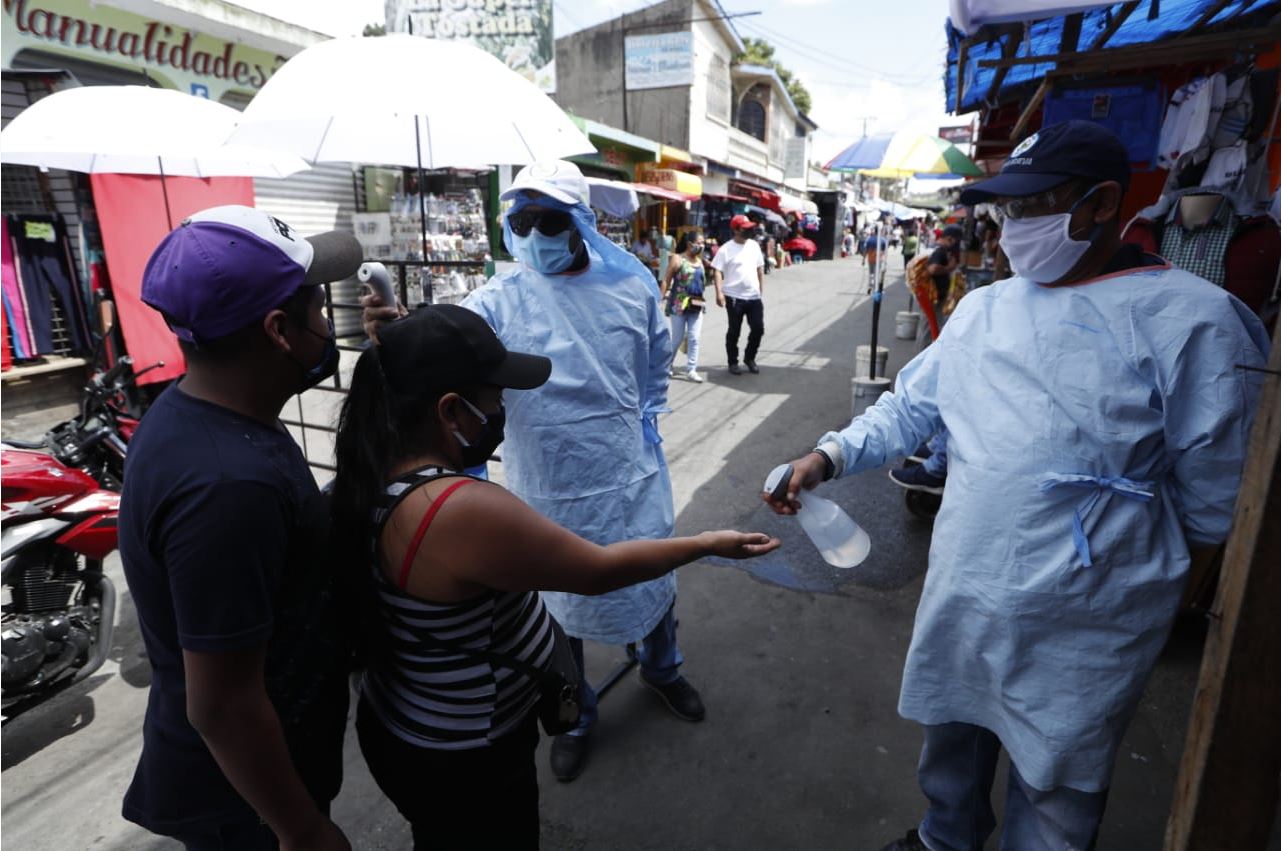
left=712, top=238, right=764, bottom=300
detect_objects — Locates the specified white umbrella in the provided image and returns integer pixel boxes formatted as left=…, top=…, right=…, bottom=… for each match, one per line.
left=228, top=34, right=596, bottom=262
left=228, top=35, right=595, bottom=168
left=0, top=85, right=311, bottom=225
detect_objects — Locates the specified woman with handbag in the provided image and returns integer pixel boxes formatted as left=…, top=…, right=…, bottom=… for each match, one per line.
left=330, top=305, right=778, bottom=850
left=660, top=230, right=708, bottom=383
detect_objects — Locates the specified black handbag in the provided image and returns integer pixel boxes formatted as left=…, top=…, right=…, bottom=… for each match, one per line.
left=412, top=614, right=582, bottom=736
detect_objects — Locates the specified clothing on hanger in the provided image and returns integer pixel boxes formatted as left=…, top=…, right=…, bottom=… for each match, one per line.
left=6, top=214, right=93, bottom=356
left=1, top=217, right=34, bottom=359
left=1159, top=196, right=1235, bottom=286
left=1202, top=140, right=1248, bottom=192
left=1157, top=74, right=1225, bottom=171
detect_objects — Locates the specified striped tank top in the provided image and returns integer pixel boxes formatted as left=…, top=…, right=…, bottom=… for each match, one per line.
left=361, top=465, right=555, bottom=750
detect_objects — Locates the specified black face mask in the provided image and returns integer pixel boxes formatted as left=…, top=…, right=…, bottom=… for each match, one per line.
left=453, top=396, right=506, bottom=468
left=294, top=319, right=340, bottom=392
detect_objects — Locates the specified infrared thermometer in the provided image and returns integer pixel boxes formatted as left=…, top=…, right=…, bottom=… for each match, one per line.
left=357, top=262, right=396, bottom=309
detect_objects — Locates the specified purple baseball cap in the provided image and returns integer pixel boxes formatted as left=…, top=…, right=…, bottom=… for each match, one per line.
left=142, top=205, right=362, bottom=342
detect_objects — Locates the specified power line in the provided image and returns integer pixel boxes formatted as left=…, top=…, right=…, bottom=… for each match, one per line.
left=735, top=19, right=942, bottom=87
left=739, top=21, right=940, bottom=87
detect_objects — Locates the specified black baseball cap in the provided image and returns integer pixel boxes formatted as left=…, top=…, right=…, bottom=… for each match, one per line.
left=941, top=224, right=964, bottom=239
left=378, top=305, right=551, bottom=394
left=959, top=121, right=1131, bottom=205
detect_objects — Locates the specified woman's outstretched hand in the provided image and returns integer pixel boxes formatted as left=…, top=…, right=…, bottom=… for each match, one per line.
left=700, top=531, right=781, bottom=559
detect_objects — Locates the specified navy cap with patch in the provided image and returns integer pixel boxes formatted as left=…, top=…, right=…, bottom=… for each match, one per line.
left=959, top=121, right=1131, bottom=205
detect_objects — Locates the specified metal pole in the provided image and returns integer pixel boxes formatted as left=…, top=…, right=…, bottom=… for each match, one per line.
left=868, top=219, right=885, bottom=380
left=620, top=24, right=628, bottom=133
left=156, top=156, right=174, bottom=230
left=413, top=115, right=429, bottom=269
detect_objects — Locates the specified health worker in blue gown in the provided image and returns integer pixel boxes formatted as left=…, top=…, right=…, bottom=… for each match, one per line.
left=764, top=121, right=1269, bottom=851
left=461, top=161, right=705, bottom=784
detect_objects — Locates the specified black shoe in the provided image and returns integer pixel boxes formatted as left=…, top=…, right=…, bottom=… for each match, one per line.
left=879, top=828, right=929, bottom=851
left=745, top=361, right=760, bottom=374
left=906, top=443, right=931, bottom=464
left=549, top=733, right=591, bottom=782
left=640, top=674, right=706, bottom=722
left=728, top=363, right=743, bottom=375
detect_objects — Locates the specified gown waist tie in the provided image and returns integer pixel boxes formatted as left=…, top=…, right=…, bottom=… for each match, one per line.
left=1038, top=473, right=1156, bottom=567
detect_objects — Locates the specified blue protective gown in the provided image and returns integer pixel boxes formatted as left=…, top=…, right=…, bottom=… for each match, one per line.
left=821, top=264, right=1268, bottom=792
left=462, top=201, right=675, bottom=645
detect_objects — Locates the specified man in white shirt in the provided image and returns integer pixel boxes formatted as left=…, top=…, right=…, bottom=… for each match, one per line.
left=712, top=214, right=766, bottom=374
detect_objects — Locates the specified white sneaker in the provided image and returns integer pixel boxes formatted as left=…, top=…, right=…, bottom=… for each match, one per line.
left=685, top=370, right=704, bottom=383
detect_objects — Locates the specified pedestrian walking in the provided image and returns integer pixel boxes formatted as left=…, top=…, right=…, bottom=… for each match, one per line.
left=712, top=213, right=766, bottom=375
left=764, top=121, right=1269, bottom=851
left=660, top=230, right=708, bottom=382
left=330, top=305, right=777, bottom=850
left=119, top=206, right=362, bottom=851
left=901, top=230, right=919, bottom=265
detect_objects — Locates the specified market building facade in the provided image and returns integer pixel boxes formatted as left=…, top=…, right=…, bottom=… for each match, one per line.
left=553, top=0, right=822, bottom=223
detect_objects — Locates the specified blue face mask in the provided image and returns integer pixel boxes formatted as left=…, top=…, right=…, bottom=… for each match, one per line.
left=511, top=229, right=577, bottom=274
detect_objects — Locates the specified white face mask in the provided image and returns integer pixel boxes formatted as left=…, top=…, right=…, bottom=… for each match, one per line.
left=999, top=188, right=1100, bottom=284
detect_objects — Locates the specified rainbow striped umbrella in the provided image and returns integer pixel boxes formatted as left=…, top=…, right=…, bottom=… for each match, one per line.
left=860, top=134, right=982, bottom=178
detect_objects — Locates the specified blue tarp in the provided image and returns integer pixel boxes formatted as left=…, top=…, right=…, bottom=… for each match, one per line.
left=945, top=0, right=1278, bottom=114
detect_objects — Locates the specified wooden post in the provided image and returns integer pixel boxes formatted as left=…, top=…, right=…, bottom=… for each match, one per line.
left=1164, top=330, right=1281, bottom=850
left=1009, top=79, right=1051, bottom=142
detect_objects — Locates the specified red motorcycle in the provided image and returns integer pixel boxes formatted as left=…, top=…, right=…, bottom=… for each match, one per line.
left=1, top=356, right=157, bottom=716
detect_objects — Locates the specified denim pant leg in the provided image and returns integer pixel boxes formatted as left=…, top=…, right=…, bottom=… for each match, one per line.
left=917, top=722, right=1001, bottom=851
left=668, top=313, right=686, bottom=371
left=923, top=430, right=949, bottom=477
left=566, top=637, right=598, bottom=737
left=999, top=761, right=1108, bottom=851
left=684, top=310, right=703, bottom=371
left=636, top=606, right=683, bottom=686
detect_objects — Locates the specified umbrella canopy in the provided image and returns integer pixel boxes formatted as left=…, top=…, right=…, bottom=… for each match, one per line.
left=0, top=85, right=309, bottom=178
left=228, top=35, right=595, bottom=168
left=861, top=135, right=983, bottom=178
left=585, top=177, right=639, bottom=219
left=825, top=134, right=895, bottom=172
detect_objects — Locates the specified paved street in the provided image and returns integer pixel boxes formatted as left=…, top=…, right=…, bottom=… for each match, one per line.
left=1, top=257, right=1204, bottom=850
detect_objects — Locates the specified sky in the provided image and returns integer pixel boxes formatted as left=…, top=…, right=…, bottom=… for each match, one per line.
left=234, top=0, right=965, bottom=164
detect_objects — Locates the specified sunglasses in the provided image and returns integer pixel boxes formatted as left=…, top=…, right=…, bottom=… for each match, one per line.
left=508, top=208, right=574, bottom=237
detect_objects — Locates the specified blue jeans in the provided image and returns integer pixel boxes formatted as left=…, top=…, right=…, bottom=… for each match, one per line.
left=668, top=309, right=704, bottom=373
left=565, top=606, right=683, bottom=736
left=917, top=723, right=1107, bottom=851
left=922, top=431, right=949, bottom=477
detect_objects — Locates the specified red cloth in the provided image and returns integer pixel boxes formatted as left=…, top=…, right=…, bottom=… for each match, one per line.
left=89, top=174, right=254, bottom=385
left=782, top=237, right=817, bottom=258
left=1122, top=214, right=1280, bottom=315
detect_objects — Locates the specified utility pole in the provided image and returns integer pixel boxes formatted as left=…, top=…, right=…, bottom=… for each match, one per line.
left=620, top=11, right=761, bottom=134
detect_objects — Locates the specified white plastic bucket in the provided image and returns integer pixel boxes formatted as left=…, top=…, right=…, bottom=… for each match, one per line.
left=895, top=310, right=919, bottom=340
left=855, top=344, right=889, bottom=378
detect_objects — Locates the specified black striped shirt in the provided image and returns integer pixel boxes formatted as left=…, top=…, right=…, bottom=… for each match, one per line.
left=361, top=466, right=553, bottom=750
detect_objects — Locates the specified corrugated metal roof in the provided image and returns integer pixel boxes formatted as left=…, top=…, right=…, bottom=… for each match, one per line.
left=944, top=0, right=1279, bottom=113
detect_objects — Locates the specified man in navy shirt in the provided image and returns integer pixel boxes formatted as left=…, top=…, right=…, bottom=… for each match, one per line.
left=119, top=206, right=361, bottom=850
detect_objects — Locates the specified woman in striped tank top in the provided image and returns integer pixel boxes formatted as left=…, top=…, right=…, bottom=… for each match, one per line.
left=331, top=306, right=779, bottom=850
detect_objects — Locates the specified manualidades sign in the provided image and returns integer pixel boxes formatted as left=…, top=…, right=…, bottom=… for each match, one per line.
left=3, top=0, right=287, bottom=101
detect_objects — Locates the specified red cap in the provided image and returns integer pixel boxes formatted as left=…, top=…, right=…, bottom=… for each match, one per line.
left=730, top=214, right=754, bottom=231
